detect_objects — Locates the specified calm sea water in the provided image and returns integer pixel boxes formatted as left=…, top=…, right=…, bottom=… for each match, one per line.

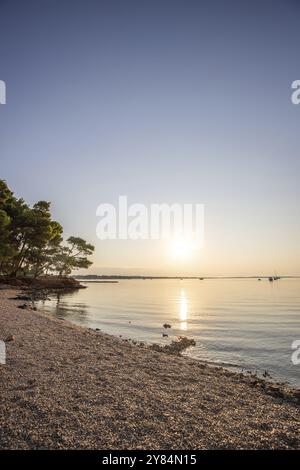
left=36, top=279, right=300, bottom=387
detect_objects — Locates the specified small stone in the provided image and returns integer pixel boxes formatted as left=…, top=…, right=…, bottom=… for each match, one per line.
left=5, top=334, right=15, bottom=342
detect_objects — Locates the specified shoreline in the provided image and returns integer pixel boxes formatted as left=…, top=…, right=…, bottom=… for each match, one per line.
left=0, top=287, right=299, bottom=449
left=0, top=276, right=86, bottom=290
left=32, top=293, right=300, bottom=389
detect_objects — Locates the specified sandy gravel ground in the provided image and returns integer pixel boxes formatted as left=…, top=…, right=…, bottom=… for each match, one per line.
left=0, top=288, right=299, bottom=450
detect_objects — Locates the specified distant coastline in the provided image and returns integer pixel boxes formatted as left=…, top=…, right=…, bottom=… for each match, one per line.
left=75, top=274, right=300, bottom=280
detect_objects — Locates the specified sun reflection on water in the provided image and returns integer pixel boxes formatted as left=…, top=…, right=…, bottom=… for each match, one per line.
left=179, top=290, right=188, bottom=330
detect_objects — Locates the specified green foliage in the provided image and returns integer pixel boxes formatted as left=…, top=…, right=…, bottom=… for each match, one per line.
left=51, top=237, right=94, bottom=276
left=0, top=180, right=94, bottom=277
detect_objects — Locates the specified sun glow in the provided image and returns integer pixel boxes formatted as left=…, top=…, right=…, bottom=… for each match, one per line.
left=170, top=239, right=198, bottom=259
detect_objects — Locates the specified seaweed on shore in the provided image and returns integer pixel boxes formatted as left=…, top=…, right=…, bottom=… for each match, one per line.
left=150, top=336, right=196, bottom=355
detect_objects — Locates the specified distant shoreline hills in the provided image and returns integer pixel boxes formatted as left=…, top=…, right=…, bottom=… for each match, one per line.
left=75, top=275, right=300, bottom=280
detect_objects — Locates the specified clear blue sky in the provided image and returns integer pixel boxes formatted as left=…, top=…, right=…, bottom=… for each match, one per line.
left=1, top=0, right=300, bottom=275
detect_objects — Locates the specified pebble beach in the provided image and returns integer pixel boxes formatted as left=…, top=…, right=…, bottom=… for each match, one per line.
left=0, top=288, right=299, bottom=450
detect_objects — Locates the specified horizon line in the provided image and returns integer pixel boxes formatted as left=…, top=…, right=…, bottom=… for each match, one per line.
left=74, top=274, right=300, bottom=280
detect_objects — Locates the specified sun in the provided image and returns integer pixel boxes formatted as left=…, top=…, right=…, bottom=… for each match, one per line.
left=170, top=239, right=195, bottom=259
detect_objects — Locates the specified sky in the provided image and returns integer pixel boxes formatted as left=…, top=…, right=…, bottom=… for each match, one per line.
left=0, top=0, right=300, bottom=276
